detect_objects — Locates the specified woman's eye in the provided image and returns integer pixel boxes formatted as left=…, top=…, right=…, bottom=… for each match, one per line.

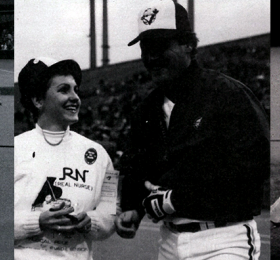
left=59, top=86, right=68, bottom=93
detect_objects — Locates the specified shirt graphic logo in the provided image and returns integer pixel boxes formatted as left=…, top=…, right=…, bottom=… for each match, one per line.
left=85, top=148, right=97, bottom=165
left=141, top=8, right=159, bottom=25
left=60, top=167, right=88, bottom=183
left=32, top=177, right=70, bottom=211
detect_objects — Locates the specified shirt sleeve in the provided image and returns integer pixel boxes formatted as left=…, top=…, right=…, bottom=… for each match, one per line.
left=14, top=210, right=42, bottom=240
left=14, top=140, right=44, bottom=240
left=86, top=151, right=121, bottom=240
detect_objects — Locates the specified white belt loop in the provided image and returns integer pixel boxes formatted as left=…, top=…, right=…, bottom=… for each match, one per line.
left=207, top=222, right=215, bottom=229
left=199, top=222, right=207, bottom=231
left=199, top=222, right=215, bottom=230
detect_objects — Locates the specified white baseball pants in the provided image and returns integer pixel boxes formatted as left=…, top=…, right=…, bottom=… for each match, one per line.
left=157, top=220, right=260, bottom=260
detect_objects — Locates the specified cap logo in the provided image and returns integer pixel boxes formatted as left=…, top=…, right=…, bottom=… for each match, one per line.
left=141, top=8, right=159, bottom=25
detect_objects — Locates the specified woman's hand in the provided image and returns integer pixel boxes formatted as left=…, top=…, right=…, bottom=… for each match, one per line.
left=75, top=212, right=92, bottom=233
left=39, top=202, right=77, bottom=232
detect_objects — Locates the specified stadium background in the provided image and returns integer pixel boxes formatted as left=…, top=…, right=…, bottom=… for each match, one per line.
left=11, top=1, right=272, bottom=259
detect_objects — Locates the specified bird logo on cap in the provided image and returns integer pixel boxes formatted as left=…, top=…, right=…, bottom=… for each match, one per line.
left=141, top=8, right=159, bottom=25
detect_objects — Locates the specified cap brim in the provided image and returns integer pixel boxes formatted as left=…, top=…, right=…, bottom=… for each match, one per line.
left=128, top=36, right=141, bottom=46
left=128, top=29, right=178, bottom=46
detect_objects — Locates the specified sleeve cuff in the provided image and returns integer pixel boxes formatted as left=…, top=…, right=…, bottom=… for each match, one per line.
left=15, top=210, right=42, bottom=239
left=87, top=210, right=116, bottom=240
left=23, top=211, right=42, bottom=234
left=163, top=190, right=175, bottom=214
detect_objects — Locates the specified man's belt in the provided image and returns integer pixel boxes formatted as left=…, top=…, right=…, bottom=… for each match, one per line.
left=164, top=221, right=228, bottom=233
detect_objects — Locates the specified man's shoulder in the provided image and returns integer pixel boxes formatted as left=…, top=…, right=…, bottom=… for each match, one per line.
left=198, top=68, right=252, bottom=100
left=201, top=68, right=245, bottom=88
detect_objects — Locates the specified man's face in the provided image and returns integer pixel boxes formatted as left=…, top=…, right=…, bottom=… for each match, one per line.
left=140, top=37, right=191, bottom=86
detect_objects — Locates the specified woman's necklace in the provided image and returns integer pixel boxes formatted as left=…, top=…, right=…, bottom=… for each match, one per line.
left=42, top=129, right=66, bottom=146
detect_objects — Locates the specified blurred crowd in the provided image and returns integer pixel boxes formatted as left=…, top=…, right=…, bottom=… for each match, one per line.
left=0, top=28, right=13, bottom=50
left=198, top=43, right=270, bottom=114
left=15, top=39, right=270, bottom=169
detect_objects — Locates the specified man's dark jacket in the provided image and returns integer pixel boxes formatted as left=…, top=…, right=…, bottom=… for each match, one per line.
left=120, top=62, right=270, bottom=224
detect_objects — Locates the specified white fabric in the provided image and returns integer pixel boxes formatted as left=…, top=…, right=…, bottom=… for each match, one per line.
left=162, top=96, right=175, bottom=128
left=164, top=216, right=201, bottom=225
left=14, top=124, right=120, bottom=260
left=158, top=220, right=260, bottom=260
left=33, top=57, right=58, bottom=66
left=42, top=128, right=66, bottom=145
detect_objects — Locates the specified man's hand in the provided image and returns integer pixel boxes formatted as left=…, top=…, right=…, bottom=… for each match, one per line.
left=142, top=181, right=175, bottom=222
left=115, top=210, right=141, bottom=239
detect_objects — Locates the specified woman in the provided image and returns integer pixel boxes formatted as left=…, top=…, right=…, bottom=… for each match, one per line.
left=15, top=57, right=119, bottom=259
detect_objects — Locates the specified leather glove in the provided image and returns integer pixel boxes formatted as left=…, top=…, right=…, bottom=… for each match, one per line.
left=142, top=188, right=175, bottom=220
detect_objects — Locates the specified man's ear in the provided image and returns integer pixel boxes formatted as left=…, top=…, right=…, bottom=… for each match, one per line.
left=31, top=97, right=43, bottom=109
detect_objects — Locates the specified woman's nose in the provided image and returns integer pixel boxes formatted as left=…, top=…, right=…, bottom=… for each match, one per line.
left=69, top=90, right=79, bottom=101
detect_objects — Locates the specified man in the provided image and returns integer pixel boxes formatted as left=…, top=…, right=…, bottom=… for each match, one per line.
left=115, top=0, right=269, bottom=259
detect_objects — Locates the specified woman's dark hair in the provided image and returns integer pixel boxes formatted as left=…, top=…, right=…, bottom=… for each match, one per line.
left=19, top=59, right=82, bottom=121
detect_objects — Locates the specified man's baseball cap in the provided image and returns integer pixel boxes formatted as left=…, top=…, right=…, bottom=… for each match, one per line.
left=128, top=0, right=192, bottom=46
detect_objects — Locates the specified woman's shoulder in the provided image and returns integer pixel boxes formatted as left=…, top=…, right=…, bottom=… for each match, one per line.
left=70, top=131, right=107, bottom=151
left=14, top=129, right=41, bottom=159
left=69, top=131, right=111, bottom=162
left=15, top=128, right=37, bottom=143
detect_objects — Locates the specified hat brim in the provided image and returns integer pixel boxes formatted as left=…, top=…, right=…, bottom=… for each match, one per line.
left=128, top=29, right=178, bottom=46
